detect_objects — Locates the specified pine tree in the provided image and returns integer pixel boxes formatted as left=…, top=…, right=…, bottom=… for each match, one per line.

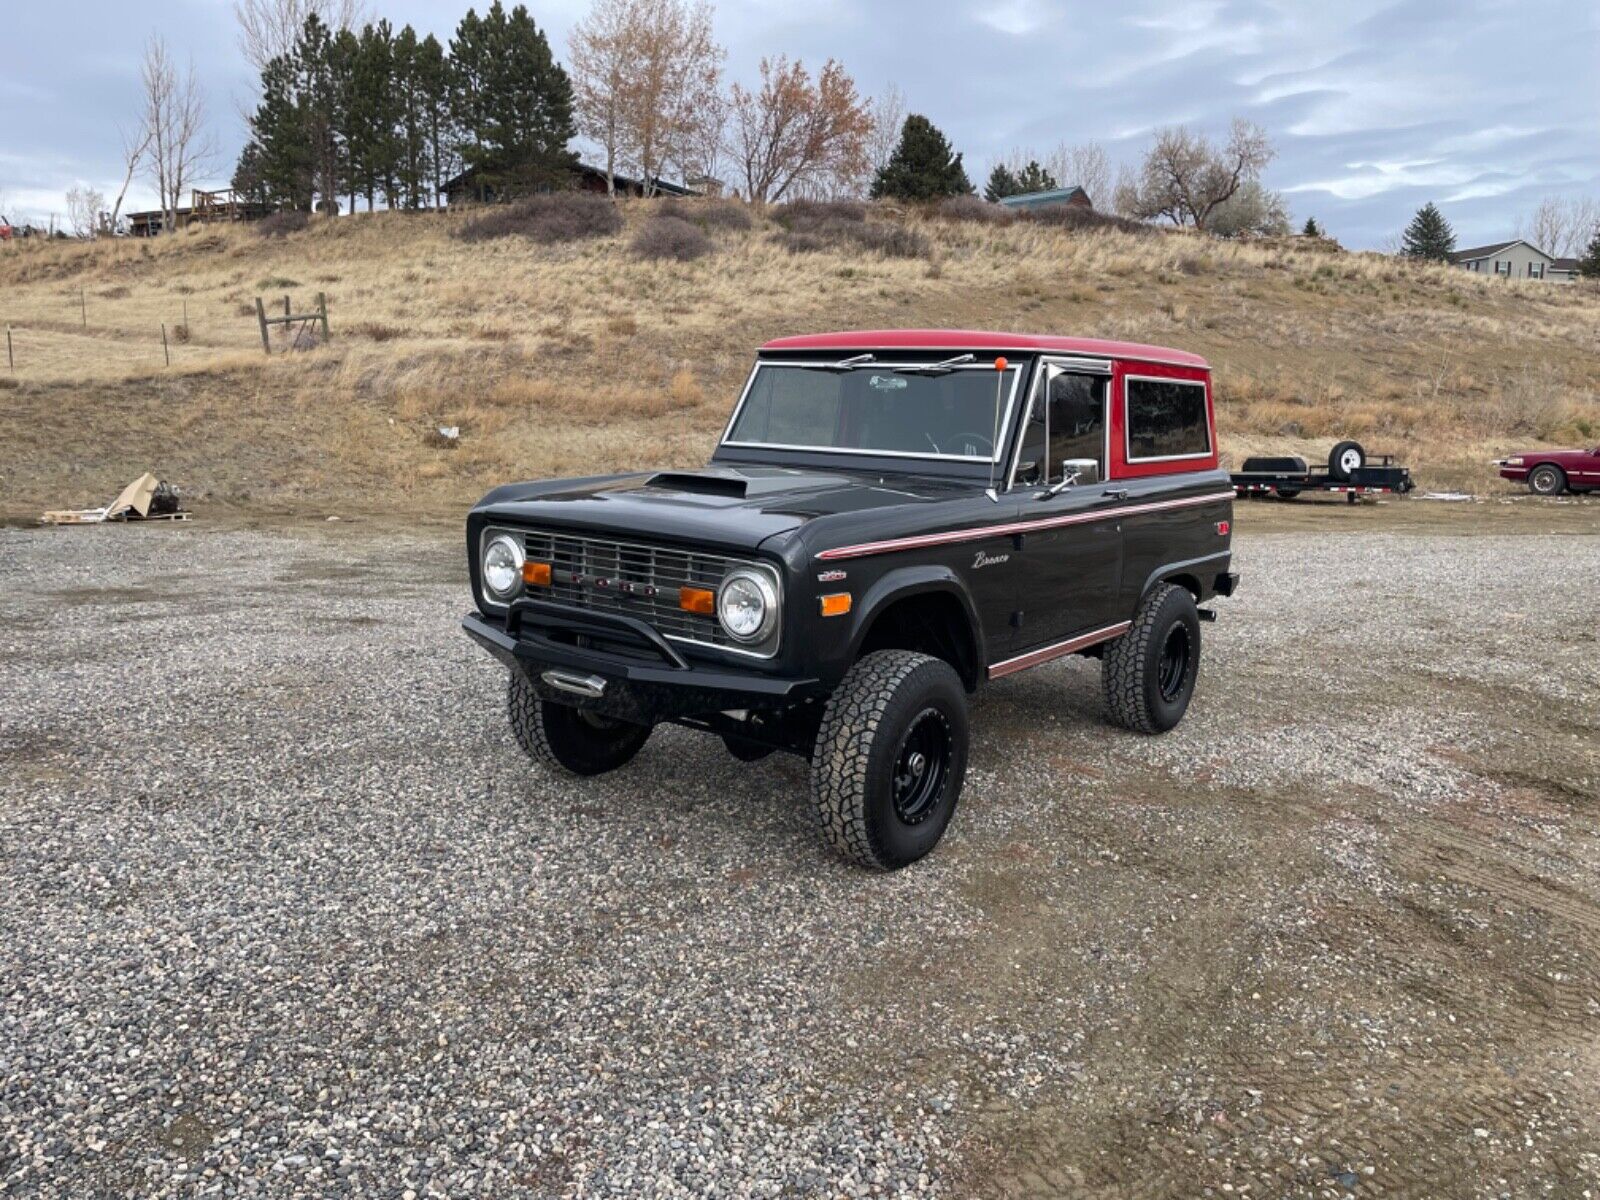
left=451, top=2, right=576, bottom=198
left=413, top=33, right=454, bottom=206
left=870, top=115, right=972, bottom=201
left=1401, top=203, right=1455, bottom=261
left=1302, top=216, right=1322, bottom=238
left=984, top=164, right=1018, bottom=203
left=392, top=25, right=430, bottom=210
left=1577, top=228, right=1600, bottom=279
left=1012, top=160, right=1056, bottom=194
left=346, top=20, right=400, bottom=211
left=237, top=52, right=315, bottom=210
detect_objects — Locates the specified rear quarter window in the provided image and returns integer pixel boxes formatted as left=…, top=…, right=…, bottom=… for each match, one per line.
left=1125, top=377, right=1210, bottom=460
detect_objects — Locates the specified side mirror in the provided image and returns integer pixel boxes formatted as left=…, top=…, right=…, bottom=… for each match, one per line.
left=1064, top=457, right=1100, bottom=485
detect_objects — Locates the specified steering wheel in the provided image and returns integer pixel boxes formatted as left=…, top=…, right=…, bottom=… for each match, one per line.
left=927, top=431, right=995, bottom=456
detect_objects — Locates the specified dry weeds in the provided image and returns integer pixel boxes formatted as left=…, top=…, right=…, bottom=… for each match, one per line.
left=1, top=201, right=1597, bottom=517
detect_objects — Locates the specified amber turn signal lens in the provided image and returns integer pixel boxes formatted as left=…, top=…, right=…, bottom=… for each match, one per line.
left=818, top=592, right=852, bottom=617
left=679, top=586, right=716, bottom=615
left=523, top=561, right=552, bottom=587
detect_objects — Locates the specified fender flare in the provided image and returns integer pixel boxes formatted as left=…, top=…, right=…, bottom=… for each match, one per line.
left=1139, top=549, right=1232, bottom=603
left=844, top=565, right=986, bottom=685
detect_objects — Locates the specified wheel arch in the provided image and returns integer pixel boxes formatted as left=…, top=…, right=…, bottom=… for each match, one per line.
left=1139, top=550, right=1230, bottom=605
left=846, top=568, right=984, bottom=691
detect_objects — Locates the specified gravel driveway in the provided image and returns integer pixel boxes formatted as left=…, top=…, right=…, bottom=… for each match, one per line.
left=2, top=517, right=1598, bottom=1198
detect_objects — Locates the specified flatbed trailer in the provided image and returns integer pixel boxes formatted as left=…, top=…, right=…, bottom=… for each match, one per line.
left=1230, top=443, right=1414, bottom=504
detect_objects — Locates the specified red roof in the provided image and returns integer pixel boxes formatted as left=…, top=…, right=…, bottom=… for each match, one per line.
left=760, top=329, right=1209, bottom=370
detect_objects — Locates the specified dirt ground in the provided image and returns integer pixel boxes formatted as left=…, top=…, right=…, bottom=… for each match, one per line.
left=2, top=501, right=1598, bottom=1198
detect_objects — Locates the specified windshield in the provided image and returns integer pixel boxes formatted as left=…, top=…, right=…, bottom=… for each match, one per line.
left=724, top=362, right=1023, bottom=462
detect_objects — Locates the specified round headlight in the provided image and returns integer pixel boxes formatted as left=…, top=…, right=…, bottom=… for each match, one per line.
left=481, top=533, right=525, bottom=601
left=717, top=570, right=777, bottom=643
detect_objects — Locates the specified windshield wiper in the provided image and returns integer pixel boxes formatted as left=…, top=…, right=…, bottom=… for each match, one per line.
left=892, top=353, right=976, bottom=376
left=800, top=353, right=876, bottom=373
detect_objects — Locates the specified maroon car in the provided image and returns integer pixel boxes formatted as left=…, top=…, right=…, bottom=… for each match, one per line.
left=1496, top=446, right=1600, bottom=495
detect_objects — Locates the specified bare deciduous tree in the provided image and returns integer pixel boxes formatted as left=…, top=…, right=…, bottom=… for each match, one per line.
left=234, top=0, right=367, bottom=74
left=109, top=123, right=153, bottom=234
left=140, top=36, right=216, bottom=235
left=866, top=83, right=906, bottom=183
left=1045, top=141, right=1110, bottom=209
left=727, top=56, right=871, bottom=204
left=1122, top=119, right=1274, bottom=231
left=1517, top=195, right=1600, bottom=259
left=65, top=186, right=107, bottom=238
left=569, top=0, right=724, bottom=196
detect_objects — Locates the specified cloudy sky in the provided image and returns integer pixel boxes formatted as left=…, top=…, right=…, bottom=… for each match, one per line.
left=2, top=0, right=1596, bottom=248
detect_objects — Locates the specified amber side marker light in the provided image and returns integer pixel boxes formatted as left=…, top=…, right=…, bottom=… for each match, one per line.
left=819, top=592, right=852, bottom=617
left=679, top=586, right=716, bottom=615
left=523, top=561, right=553, bottom=587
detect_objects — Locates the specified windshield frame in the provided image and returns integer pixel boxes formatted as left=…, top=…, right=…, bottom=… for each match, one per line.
left=718, top=357, right=1028, bottom=466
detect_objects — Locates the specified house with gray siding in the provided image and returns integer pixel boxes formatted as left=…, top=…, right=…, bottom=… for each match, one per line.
left=1450, top=240, right=1580, bottom=283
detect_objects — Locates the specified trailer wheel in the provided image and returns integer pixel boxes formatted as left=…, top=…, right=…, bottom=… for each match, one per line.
left=1274, top=486, right=1301, bottom=500
left=1529, top=464, right=1566, bottom=496
left=1103, top=584, right=1201, bottom=734
left=1328, top=440, right=1366, bottom=482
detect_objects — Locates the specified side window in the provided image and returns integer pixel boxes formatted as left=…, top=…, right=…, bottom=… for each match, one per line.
left=1014, top=371, right=1106, bottom=485
left=1125, top=378, right=1210, bottom=461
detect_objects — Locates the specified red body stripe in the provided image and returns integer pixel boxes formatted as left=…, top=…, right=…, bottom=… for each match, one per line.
left=815, top=490, right=1234, bottom=562
left=988, top=621, right=1132, bottom=678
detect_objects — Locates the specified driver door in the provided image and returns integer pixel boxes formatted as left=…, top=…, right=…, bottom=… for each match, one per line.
left=1010, top=363, right=1124, bottom=649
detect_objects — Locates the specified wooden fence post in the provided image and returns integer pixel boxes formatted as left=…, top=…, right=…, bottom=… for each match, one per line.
left=162, top=323, right=170, bottom=366
left=6, top=326, right=12, bottom=371
left=80, top=288, right=87, bottom=327
left=256, top=298, right=271, bottom=355
left=318, top=292, right=329, bottom=340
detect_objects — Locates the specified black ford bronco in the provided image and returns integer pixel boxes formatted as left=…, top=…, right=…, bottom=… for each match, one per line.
left=464, top=331, right=1237, bottom=869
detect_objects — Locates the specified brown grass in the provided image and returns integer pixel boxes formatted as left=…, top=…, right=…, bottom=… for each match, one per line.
left=1, top=201, right=1597, bottom=518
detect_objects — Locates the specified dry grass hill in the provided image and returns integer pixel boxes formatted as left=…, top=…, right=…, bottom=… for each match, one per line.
left=2, top=197, right=1597, bottom=522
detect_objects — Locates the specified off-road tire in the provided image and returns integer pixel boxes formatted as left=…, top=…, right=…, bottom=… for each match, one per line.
left=508, top=669, right=651, bottom=776
left=1328, top=439, right=1366, bottom=482
left=811, top=650, right=969, bottom=871
left=1103, top=583, right=1202, bottom=734
left=1529, top=464, right=1566, bottom=496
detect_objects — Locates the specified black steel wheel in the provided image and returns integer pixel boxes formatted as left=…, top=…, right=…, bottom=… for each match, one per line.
left=1102, top=583, right=1202, bottom=734
left=811, top=651, right=969, bottom=870
left=508, top=669, right=651, bottom=776
left=1529, top=464, right=1566, bottom=496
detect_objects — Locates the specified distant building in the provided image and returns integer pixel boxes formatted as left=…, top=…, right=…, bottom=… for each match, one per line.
left=1451, top=240, right=1579, bottom=283
left=444, top=162, right=700, bottom=206
left=995, top=185, right=1093, bottom=214
left=125, top=188, right=275, bottom=238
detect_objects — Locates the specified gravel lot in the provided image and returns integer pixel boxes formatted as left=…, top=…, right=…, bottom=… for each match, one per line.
left=2, top=513, right=1599, bottom=1199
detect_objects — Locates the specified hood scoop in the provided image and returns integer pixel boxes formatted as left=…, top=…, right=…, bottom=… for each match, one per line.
left=644, top=470, right=750, bottom=497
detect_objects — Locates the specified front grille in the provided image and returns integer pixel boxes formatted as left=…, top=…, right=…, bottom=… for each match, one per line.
left=518, top=528, right=770, bottom=653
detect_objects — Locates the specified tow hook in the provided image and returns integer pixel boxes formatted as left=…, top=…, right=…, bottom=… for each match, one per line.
left=1197, top=609, right=1217, bottom=623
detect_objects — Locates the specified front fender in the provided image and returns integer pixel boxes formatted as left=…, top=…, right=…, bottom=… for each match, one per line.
left=843, top=564, right=986, bottom=677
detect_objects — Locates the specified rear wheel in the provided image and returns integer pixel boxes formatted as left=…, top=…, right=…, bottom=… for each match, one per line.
left=1273, top=486, right=1301, bottom=500
left=1529, top=464, right=1566, bottom=496
left=1103, top=584, right=1201, bottom=734
left=1328, top=440, right=1366, bottom=482
left=508, top=669, right=651, bottom=776
left=811, top=651, right=968, bottom=870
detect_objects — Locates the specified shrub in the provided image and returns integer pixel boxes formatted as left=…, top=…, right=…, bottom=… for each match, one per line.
left=455, top=192, right=623, bottom=244
left=1021, top=206, right=1150, bottom=236
left=632, top=215, right=711, bottom=262
left=257, top=211, right=310, bottom=238
left=937, top=194, right=1013, bottom=224
left=354, top=321, right=405, bottom=342
left=658, top=198, right=752, bottom=232
left=771, top=199, right=867, bottom=231
left=780, top=216, right=929, bottom=260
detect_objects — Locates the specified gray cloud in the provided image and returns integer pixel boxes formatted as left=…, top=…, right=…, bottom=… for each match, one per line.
left=0, top=0, right=1593, bottom=248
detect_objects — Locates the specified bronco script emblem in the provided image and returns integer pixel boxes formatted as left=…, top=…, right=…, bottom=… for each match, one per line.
left=972, top=549, right=1010, bottom=569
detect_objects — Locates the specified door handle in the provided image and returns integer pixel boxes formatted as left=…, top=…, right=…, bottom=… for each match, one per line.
left=1102, top=488, right=1129, bottom=501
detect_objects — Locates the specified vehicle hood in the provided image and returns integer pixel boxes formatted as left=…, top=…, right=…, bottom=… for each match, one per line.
left=474, top=464, right=976, bottom=553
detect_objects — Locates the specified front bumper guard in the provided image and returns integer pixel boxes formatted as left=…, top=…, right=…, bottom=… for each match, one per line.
left=462, top=598, right=821, bottom=723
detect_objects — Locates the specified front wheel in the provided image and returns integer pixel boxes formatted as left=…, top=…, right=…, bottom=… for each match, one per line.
left=1102, top=583, right=1201, bottom=734
left=1529, top=465, right=1566, bottom=496
left=508, top=669, right=651, bottom=776
left=811, top=651, right=969, bottom=870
